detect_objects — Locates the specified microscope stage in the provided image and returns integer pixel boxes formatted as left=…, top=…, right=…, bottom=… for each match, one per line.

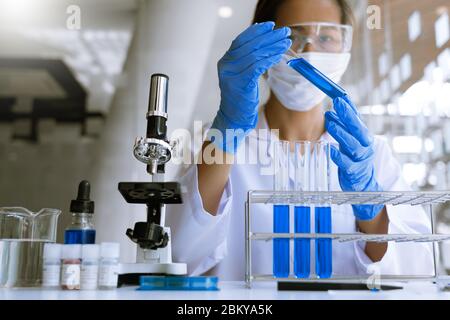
left=118, top=182, right=182, bottom=204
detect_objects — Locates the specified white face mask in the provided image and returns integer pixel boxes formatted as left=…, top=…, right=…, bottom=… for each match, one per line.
left=267, top=52, right=351, bottom=112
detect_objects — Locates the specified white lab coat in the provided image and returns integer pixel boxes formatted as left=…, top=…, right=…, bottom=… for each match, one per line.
left=166, top=110, right=435, bottom=280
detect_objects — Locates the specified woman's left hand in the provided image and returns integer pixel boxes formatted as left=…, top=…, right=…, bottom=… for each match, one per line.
left=325, top=95, right=384, bottom=221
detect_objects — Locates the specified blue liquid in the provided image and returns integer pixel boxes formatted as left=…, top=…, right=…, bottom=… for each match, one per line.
left=287, top=58, right=347, bottom=99
left=315, top=207, right=332, bottom=278
left=294, top=206, right=310, bottom=278
left=273, top=205, right=289, bottom=278
left=64, top=229, right=96, bottom=244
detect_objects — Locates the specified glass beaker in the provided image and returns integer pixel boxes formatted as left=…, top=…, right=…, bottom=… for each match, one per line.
left=313, top=141, right=332, bottom=279
left=273, top=140, right=290, bottom=278
left=293, top=141, right=311, bottom=278
left=0, top=207, right=61, bottom=287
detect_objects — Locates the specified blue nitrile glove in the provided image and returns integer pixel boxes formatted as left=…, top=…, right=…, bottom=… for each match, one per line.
left=208, top=21, right=292, bottom=154
left=325, top=95, right=384, bottom=221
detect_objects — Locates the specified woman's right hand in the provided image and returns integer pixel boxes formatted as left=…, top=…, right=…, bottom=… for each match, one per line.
left=209, top=21, right=292, bottom=154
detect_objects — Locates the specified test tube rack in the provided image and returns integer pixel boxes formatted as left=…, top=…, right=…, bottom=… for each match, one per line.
left=244, top=190, right=450, bottom=287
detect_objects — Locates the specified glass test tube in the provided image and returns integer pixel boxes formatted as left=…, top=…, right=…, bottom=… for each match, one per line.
left=273, top=140, right=290, bottom=278
left=314, top=141, right=332, bottom=279
left=293, top=141, right=311, bottom=278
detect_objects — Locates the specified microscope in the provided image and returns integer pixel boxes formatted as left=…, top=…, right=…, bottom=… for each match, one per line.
left=118, top=74, right=187, bottom=285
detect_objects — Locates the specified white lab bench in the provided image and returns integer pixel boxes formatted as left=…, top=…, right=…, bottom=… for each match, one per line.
left=1, top=281, right=450, bottom=300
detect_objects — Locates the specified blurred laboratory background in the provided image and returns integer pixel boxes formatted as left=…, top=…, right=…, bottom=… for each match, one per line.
left=0, top=0, right=450, bottom=270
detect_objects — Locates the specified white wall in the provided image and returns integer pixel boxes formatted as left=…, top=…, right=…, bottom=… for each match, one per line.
left=188, top=0, right=259, bottom=126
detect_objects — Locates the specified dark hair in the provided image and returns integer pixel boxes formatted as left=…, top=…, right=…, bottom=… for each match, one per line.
left=252, top=0, right=354, bottom=25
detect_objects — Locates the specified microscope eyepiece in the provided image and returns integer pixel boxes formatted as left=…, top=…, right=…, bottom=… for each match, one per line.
left=148, top=74, right=169, bottom=115
left=133, top=73, right=172, bottom=175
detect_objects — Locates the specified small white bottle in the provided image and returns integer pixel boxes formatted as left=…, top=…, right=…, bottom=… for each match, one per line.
left=61, top=244, right=82, bottom=290
left=42, top=243, right=62, bottom=288
left=98, top=242, right=120, bottom=290
left=80, top=244, right=100, bottom=290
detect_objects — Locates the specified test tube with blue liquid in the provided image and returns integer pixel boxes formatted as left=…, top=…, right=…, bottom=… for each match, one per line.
left=293, top=141, right=311, bottom=278
left=314, top=141, right=332, bottom=279
left=273, top=140, right=290, bottom=278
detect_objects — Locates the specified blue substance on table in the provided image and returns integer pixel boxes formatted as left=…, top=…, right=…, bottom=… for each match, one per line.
left=294, top=206, right=310, bottom=278
left=138, top=276, right=220, bottom=291
left=315, top=206, right=332, bottom=278
left=64, top=229, right=96, bottom=244
left=273, top=205, right=290, bottom=278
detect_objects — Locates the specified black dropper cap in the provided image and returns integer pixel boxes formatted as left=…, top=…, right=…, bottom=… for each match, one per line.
left=70, top=180, right=95, bottom=214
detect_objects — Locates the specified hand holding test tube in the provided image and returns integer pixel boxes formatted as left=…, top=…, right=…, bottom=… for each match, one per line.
left=288, top=56, right=384, bottom=221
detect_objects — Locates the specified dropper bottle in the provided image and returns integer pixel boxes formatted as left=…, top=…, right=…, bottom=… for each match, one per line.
left=64, top=180, right=96, bottom=244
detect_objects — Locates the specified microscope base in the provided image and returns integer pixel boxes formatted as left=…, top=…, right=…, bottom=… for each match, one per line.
left=118, top=262, right=187, bottom=286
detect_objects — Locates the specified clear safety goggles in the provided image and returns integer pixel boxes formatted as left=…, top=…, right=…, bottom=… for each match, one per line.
left=288, top=22, right=353, bottom=54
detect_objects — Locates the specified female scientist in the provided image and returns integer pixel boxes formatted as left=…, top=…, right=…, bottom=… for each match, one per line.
left=166, top=0, right=434, bottom=280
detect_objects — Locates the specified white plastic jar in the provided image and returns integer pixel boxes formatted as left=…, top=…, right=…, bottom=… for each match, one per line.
left=80, top=244, right=100, bottom=290
left=42, top=243, right=62, bottom=288
left=98, top=242, right=120, bottom=290
left=61, top=244, right=82, bottom=290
